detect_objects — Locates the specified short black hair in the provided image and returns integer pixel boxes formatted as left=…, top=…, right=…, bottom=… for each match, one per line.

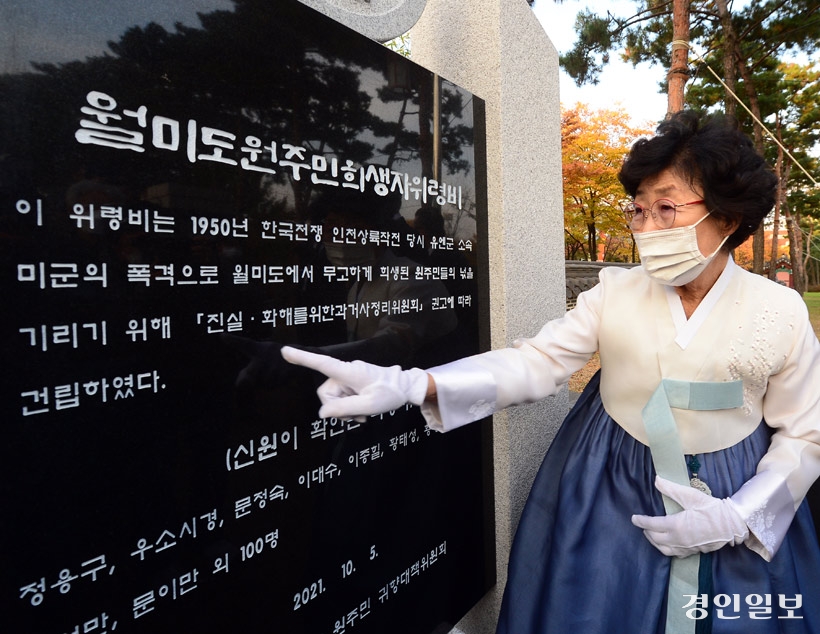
left=618, top=110, right=778, bottom=250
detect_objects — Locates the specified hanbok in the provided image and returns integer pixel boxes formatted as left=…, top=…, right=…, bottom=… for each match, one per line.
left=495, top=371, right=820, bottom=633
left=421, top=259, right=820, bottom=633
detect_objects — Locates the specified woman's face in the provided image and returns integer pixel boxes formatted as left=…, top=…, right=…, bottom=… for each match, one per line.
left=633, top=168, right=726, bottom=257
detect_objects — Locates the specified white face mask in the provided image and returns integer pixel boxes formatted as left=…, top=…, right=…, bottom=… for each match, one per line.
left=633, top=213, right=729, bottom=286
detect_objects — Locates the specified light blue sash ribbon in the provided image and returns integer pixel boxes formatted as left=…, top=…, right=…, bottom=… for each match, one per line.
left=642, top=379, right=744, bottom=634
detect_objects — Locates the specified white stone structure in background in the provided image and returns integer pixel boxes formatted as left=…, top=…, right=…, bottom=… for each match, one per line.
left=297, top=1, right=568, bottom=632
left=296, top=0, right=427, bottom=42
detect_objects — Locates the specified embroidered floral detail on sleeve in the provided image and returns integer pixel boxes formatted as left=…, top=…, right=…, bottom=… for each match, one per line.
left=746, top=502, right=778, bottom=556
left=468, top=400, right=496, bottom=419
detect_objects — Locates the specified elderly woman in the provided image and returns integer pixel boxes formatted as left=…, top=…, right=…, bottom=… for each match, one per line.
left=283, top=111, right=820, bottom=633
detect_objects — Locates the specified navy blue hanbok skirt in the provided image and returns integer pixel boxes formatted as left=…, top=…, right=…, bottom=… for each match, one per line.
left=496, top=372, right=820, bottom=633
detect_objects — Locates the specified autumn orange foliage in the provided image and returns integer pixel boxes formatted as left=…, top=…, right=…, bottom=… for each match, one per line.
left=561, top=104, right=654, bottom=262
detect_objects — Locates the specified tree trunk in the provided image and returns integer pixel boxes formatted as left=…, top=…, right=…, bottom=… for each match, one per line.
left=806, top=224, right=818, bottom=288
left=667, top=0, right=691, bottom=116
left=785, top=204, right=807, bottom=295
left=587, top=221, right=598, bottom=261
left=769, top=209, right=781, bottom=281
left=733, top=50, right=769, bottom=274
left=715, top=0, right=771, bottom=273
left=810, top=227, right=819, bottom=288
left=717, top=0, right=772, bottom=274
left=769, top=120, right=783, bottom=281
left=714, top=0, right=738, bottom=118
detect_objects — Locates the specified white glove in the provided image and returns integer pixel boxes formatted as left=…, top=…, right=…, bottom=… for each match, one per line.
left=280, top=346, right=429, bottom=421
left=631, top=476, right=749, bottom=558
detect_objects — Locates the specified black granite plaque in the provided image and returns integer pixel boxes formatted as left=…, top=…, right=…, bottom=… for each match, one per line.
left=0, top=1, right=493, bottom=632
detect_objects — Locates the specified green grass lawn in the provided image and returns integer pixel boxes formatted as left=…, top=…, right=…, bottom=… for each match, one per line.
left=805, top=292, right=820, bottom=339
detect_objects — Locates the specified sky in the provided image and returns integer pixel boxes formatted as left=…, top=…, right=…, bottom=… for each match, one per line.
left=531, top=0, right=670, bottom=127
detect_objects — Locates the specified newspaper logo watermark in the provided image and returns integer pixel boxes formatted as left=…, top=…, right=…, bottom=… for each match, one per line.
left=683, top=594, right=803, bottom=620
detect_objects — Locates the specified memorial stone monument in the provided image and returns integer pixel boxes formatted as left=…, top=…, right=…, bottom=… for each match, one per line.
left=0, top=1, right=495, bottom=632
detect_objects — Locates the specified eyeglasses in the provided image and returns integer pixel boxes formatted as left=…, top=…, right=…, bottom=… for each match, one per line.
left=623, top=198, right=705, bottom=230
